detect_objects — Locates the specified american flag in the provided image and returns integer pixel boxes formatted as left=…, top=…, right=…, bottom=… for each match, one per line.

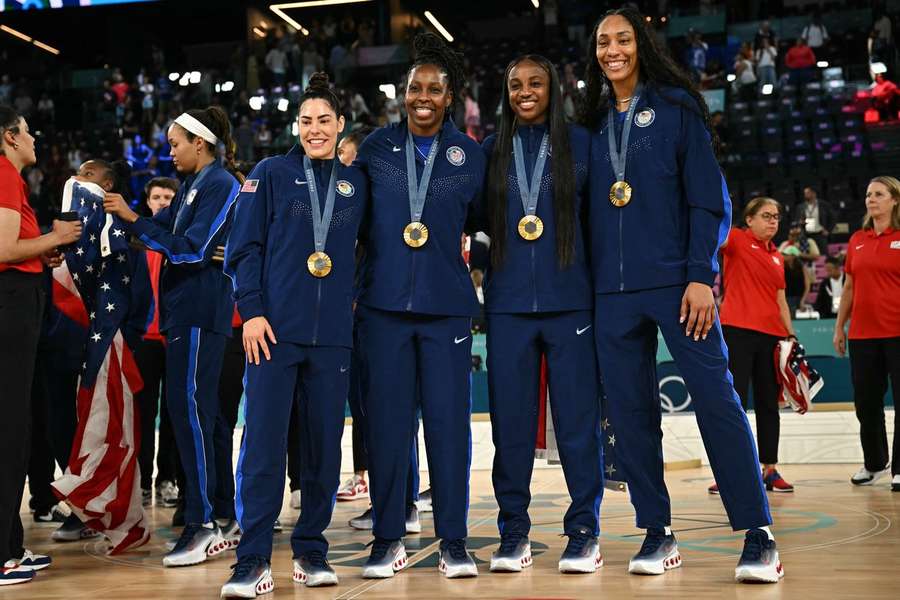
left=50, top=178, right=150, bottom=554
left=775, top=339, right=824, bottom=415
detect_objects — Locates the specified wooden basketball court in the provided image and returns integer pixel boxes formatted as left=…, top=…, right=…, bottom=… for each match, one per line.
left=11, top=463, right=899, bottom=599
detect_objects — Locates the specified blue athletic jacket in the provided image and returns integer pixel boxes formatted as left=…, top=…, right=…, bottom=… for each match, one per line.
left=354, top=120, right=485, bottom=317
left=128, top=161, right=239, bottom=336
left=588, top=85, right=731, bottom=294
left=225, top=145, right=368, bottom=348
left=481, top=123, right=593, bottom=313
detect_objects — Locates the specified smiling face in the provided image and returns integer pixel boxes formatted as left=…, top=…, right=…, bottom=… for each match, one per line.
left=508, top=59, right=550, bottom=125
left=299, top=98, right=345, bottom=160
left=596, top=15, right=640, bottom=89
left=405, top=63, right=451, bottom=136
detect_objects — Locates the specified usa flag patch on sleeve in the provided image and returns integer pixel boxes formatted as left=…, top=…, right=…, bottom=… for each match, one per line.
left=241, top=179, right=259, bottom=193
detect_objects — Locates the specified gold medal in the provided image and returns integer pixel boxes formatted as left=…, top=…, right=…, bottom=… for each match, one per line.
left=307, top=251, right=332, bottom=277
left=609, top=181, right=632, bottom=207
left=517, top=215, right=544, bottom=240
left=403, top=221, right=429, bottom=248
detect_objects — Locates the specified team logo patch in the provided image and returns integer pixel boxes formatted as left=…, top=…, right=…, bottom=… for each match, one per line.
left=241, top=179, right=259, bottom=193
left=336, top=180, right=355, bottom=197
left=185, top=189, right=198, bottom=205
left=634, top=108, right=656, bottom=127
left=772, top=255, right=781, bottom=265
left=891, top=241, right=900, bottom=249
left=446, top=146, right=466, bottom=166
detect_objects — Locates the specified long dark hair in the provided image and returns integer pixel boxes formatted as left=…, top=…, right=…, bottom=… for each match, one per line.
left=180, top=106, right=246, bottom=184
left=577, top=7, right=719, bottom=154
left=488, top=54, right=576, bottom=268
left=407, top=32, right=466, bottom=117
left=0, top=105, right=21, bottom=156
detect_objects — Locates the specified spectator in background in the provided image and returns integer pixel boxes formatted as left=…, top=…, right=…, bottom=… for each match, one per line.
left=234, top=116, right=255, bottom=162
left=872, top=73, right=899, bottom=121
left=754, top=20, right=777, bottom=51
left=814, top=256, right=844, bottom=319
left=303, top=43, right=325, bottom=89
left=797, top=186, right=832, bottom=253
left=755, top=36, right=778, bottom=91
left=686, top=31, right=708, bottom=83
left=833, top=176, right=900, bottom=492
left=781, top=246, right=808, bottom=315
left=462, top=87, right=482, bottom=141
left=801, top=11, right=829, bottom=54
left=785, top=38, right=816, bottom=86
left=710, top=111, right=729, bottom=153
left=254, top=122, right=272, bottom=159
left=0, top=75, right=12, bottom=105
left=733, top=43, right=757, bottom=101
left=265, top=44, right=288, bottom=86
left=14, top=92, right=33, bottom=120
left=110, top=72, right=129, bottom=106
left=36, top=94, right=55, bottom=127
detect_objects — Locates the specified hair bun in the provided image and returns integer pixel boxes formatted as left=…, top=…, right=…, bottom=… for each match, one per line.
left=413, top=32, right=445, bottom=55
left=306, top=72, right=331, bottom=92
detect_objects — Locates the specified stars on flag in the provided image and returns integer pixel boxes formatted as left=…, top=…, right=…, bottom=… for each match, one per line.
left=91, top=332, right=102, bottom=342
left=100, top=282, right=111, bottom=291
left=105, top=302, right=116, bottom=313
left=121, top=275, right=130, bottom=285
left=113, top=229, right=125, bottom=238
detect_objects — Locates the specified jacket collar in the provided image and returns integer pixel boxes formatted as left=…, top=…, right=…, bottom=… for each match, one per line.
left=385, top=119, right=459, bottom=149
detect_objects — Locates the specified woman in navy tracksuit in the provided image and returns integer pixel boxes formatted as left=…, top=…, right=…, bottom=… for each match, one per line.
left=104, top=106, right=241, bottom=567
left=223, top=74, right=368, bottom=596
left=353, top=33, right=485, bottom=579
left=482, top=55, right=604, bottom=575
left=580, top=8, right=782, bottom=584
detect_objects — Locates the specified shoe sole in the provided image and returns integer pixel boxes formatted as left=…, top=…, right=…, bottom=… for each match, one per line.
left=629, top=549, right=682, bottom=575
left=220, top=573, right=274, bottom=598
left=20, top=562, right=51, bottom=572
left=851, top=470, right=890, bottom=486
left=362, top=551, right=408, bottom=579
left=559, top=553, right=604, bottom=574
left=708, top=489, right=720, bottom=495
left=0, top=576, right=34, bottom=586
left=490, top=552, right=532, bottom=573
left=349, top=521, right=373, bottom=530
left=163, top=535, right=224, bottom=567
left=438, top=559, right=478, bottom=578
left=766, top=487, right=794, bottom=493
left=51, top=530, right=101, bottom=542
left=735, top=561, right=784, bottom=583
left=406, top=522, right=422, bottom=534
left=336, top=492, right=370, bottom=502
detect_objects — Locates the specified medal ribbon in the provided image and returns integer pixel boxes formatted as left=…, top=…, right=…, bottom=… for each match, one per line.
left=512, top=131, right=550, bottom=218
left=303, top=155, right=338, bottom=254
left=607, top=83, right=644, bottom=184
left=405, top=130, right=442, bottom=223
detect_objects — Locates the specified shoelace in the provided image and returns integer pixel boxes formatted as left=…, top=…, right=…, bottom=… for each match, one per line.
left=443, top=539, right=469, bottom=561
left=367, top=538, right=395, bottom=560
left=638, top=528, right=669, bottom=556
left=231, top=555, right=266, bottom=579
left=305, top=550, right=328, bottom=569
left=561, top=531, right=592, bottom=555
left=498, top=533, right=525, bottom=554
left=172, top=523, right=206, bottom=553
left=739, top=530, right=769, bottom=562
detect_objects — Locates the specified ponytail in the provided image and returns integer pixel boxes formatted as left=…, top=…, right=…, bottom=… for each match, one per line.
left=182, top=106, right=246, bottom=184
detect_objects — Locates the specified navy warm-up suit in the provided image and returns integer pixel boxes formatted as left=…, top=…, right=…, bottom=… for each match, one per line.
left=128, top=161, right=239, bottom=526
left=354, top=120, right=485, bottom=542
left=482, top=124, right=604, bottom=538
left=226, top=145, right=368, bottom=560
left=589, top=86, right=771, bottom=531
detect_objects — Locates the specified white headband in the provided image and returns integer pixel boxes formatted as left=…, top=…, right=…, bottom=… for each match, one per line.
left=174, top=113, right=219, bottom=145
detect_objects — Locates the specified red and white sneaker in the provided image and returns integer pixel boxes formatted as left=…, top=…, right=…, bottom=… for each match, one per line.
left=763, top=469, right=794, bottom=493
left=336, top=475, right=369, bottom=501
left=708, top=483, right=719, bottom=495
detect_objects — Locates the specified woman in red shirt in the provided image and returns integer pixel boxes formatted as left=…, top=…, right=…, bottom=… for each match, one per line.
left=833, top=176, right=900, bottom=492
left=0, top=105, right=81, bottom=586
left=716, top=197, right=798, bottom=494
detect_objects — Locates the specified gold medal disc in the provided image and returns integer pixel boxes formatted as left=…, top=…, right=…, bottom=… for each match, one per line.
left=403, top=222, right=429, bottom=248
left=307, top=251, right=333, bottom=277
left=517, top=215, right=544, bottom=240
left=609, top=181, right=633, bottom=207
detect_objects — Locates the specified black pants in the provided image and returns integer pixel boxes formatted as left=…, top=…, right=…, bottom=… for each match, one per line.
left=214, top=326, right=245, bottom=520
left=849, top=337, right=900, bottom=475
left=348, top=344, right=368, bottom=473
left=133, top=337, right=183, bottom=490
left=723, top=326, right=781, bottom=465
left=27, top=357, right=58, bottom=513
left=0, top=271, right=45, bottom=564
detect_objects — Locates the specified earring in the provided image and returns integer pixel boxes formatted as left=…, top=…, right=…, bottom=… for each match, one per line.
left=12, top=143, right=18, bottom=149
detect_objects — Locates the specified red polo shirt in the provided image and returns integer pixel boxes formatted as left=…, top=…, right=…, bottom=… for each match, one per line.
left=0, top=155, right=42, bottom=274
left=845, top=227, right=900, bottom=339
left=719, top=227, right=789, bottom=337
left=143, top=250, right=164, bottom=341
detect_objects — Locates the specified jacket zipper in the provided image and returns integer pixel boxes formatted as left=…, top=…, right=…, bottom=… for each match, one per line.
left=311, top=280, right=322, bottom=345
left=618, top=210, right=625, bottom=292
left=531, top=245, right=538, bottom=312
left=406, top=252, right=416, bottom=311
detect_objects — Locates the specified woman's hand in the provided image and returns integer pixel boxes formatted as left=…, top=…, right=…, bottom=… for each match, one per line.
left=51, top=218, right=82, bottom=246
left=243, top=316, right=277, bottom=365
left=833, top=326, right=847, bottom=357
left=102, top=193, right=139, bottom=223
left=681, top=282, right=716, bottom=341
left=40, top=248, right=64, bottom=268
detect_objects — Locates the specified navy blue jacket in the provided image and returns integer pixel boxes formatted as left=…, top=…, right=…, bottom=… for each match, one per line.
left=225, top=145, right=368, bottom=348
left=354, top=120, right=485, bottom=317
left=128, top=161, right=239, bottom=336
left=482, top=123, right=593, bottom=313
left=588, top=85, right=732, bottom=294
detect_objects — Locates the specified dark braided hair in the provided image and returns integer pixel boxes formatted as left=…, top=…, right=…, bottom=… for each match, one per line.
left=407, top=32, right=466, bottom=115
left=179, top=106, right=246, bottom=184
left=300, top=72, right=342, bottom=116
left=577, top=7, right=720, bottom=156
left=489, top=55, right=576, bottom=269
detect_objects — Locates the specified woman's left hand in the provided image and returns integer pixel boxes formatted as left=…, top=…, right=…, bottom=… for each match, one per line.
left=680, top=282, right=716, bottom=341
left=103, top=193, right=139, bottom=223
left=40, top=248, right=64, bottom=268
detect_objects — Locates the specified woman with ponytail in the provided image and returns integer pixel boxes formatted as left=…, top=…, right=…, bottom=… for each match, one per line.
left=222, top=73, right=368, bottom=595
left=104, top=105, right=242, bottom=568
left=353, top=32, right=486, bottom=580
left=580, top=7, right=782, bottom=583
left=482, top=55, right=603, bottom=574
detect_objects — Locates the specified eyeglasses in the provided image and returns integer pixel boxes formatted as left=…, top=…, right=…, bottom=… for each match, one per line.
left=758, top=212, right=781, bottom=222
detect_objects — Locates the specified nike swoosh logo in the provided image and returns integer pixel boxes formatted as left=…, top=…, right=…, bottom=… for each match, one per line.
left=855, top=245, right=864, bottom=250
left=169, top=337, right=182, bottom=343
left=751, top=244, right=760, bottom=249
left=295, top=179, right=308, bottom=186
left=392, top=146, right=402, bottom=152
left=454, top=336, right=469, bottom=344
left=576, top=326, right=592, bottom=335
left=340, top=366, right=349, bottom=373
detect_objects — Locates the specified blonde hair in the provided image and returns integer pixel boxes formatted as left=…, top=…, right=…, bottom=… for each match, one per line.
left=862, top=176, right=900, bottom=230
left=742, top=196, right=782, bottom=223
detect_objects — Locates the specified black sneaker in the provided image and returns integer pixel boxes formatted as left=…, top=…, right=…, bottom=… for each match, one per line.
left=438, top=538, right=477, bottom=578
left=33, top=507, right=67, bottom=525
left=293, top=550, right=338, bottom=587
left=171, top=500, right=185, bottom=528
left=52, top=514, right=100, bottom=542
left=558, top=528, right=602, bottom=573
left=628, top=528, right=681, bottom=575
left=490, top=532, right=532, bottom=572
left=220, top=554, right=273, bottom=597
left=734, top=529, right=784, bottom=583
left=361, top=538, right=407, bottom=579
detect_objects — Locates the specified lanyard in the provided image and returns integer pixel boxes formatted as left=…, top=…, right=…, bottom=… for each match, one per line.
left=405, top=131, right=441, bottom=223
left=302, top=156, right=338, bottom=253
left=512, top=132, right=549, bottom=217
left=607, top=83, right=643, bottom=183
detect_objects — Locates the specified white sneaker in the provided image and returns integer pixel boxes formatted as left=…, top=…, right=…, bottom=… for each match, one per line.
left=892, top=475, right=900, bottom=492
left=405, top=506, right=421, bottom=534
left=157, top=480, right=179, bottom=508
left=850, top=465, right=890, bottom=486
left=336, top=474, right=369, bottom=501
left=218, top=519, right=242, bottom=551
left=163, top=523, right=225, bottom=567
left=290, top=490, right=301, bottom=510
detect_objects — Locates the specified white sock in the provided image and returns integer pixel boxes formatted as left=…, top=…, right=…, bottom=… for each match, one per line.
left=664, top=526, right=672, bottom=536
left=758, top=525, right=775, bottom=541
left=203, top=521, right=216, bottom=530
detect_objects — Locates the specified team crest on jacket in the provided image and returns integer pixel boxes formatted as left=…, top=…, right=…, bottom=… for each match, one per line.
left=186, top=189, right=198, bottom=205
left=634, top=108, right=655, bottom=127
left=446, top=146, right=466, bottom=166
left=336, top=180, right=355, bottom=197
